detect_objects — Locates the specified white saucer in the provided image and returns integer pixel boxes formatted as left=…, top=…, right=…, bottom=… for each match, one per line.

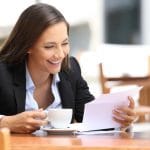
left=40, top=126, right=76, bottom=135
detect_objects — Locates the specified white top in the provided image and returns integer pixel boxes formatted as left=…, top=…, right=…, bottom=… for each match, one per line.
left=25, top=66, right=62, bottom=111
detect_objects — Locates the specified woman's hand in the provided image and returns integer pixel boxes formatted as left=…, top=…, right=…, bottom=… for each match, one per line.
left=0, top=109, right=47, bottom=133
left=113, top=96, right=137, bottom=131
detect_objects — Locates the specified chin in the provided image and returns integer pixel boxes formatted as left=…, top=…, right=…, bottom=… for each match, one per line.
left=50, top=68, right=61, bottom=74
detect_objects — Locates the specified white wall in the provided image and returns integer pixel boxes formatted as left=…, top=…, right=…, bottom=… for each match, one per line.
left=141, top=0, right=150, bottom=44
left=0, top=0, right=35, bottom=27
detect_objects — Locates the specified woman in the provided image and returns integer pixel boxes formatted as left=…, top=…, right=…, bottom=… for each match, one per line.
left=0, top=3, right=136, bottom=133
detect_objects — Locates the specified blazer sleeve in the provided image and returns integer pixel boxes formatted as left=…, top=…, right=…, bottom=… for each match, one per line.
left=69, top=57, right=95, bottom=122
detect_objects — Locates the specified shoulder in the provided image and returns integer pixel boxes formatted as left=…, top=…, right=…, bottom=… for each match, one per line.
left=0, top=61, right=20, bottom=72
left=59, top=56, right=82, bottom=84
left=70, top=56, right=81, bottom=68
left=0, top=61, right=25, bottom=81
left=69, top=56, right=82, bottom=76
left=0, top=61, right=12, bottom=73
left=0, top=62, right=14, bottom=87
left=63, top=56, right=82, bottom=81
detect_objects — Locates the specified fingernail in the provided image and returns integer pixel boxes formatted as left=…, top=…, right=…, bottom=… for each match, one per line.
left=128, top=96, right=132, bottom=99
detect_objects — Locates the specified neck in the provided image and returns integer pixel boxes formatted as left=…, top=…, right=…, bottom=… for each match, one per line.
left=26, top=62, right=52, bottom=87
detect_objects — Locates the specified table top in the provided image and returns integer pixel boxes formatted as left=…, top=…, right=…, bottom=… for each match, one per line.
left=10, top=130, right=150, bottom=150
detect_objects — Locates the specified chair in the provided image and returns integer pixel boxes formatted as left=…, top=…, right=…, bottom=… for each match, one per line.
left=0, top=128, right=10, bottom=150
left=99, top=63, right=150, bottom=93
left=99, top=62, right=150, bottom=122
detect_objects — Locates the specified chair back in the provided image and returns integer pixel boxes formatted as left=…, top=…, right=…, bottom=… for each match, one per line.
left=0, top=128, right=10, bottom=150
left=99, top=62, right=150, bottom=93
left=99, top=63, right=110, bottom=93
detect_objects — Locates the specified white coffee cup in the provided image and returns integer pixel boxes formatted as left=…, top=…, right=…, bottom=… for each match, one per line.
left=47, top=108, right=72, bottom=128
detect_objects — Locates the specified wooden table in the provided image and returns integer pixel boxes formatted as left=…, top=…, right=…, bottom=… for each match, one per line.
left=10, top=130, right=150, bottom=150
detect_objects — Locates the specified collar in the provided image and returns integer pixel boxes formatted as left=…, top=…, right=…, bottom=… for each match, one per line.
left=26, top=65, right=60, bottom=90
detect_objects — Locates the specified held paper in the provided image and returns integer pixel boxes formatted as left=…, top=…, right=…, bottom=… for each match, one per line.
left=78, top=86, right=142, bottom=132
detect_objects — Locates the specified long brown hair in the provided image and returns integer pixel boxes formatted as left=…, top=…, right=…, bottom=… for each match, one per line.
left=0, top=3, right=70, bottom=70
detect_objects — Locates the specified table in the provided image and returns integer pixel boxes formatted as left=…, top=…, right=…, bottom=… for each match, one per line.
left=10, top=130, right=150, bottom=150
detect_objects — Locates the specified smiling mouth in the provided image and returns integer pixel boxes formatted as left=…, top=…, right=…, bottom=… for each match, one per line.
left=47, top=60, right=61, bottom=65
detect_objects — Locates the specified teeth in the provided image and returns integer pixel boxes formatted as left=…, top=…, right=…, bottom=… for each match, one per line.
left=49, top=60, right=61, bottom=64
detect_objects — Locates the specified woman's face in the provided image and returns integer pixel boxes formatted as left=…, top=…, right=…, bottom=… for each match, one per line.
left=27, top=22, right=69, bottom=74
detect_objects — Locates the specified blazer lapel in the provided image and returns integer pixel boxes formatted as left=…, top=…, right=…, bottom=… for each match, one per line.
left=13, top=62, right=26, bottom=113
left=13, top=63, right=75, bottom=113
left=58, top=72, right=75, bottom=109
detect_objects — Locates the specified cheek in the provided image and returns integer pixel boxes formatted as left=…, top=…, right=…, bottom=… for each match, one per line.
left=64, top=47, right=70, bottom=56
left=35, top=53, right=47, bottom=62
left=40, top=50, right=54, bottom=59
left=30, top=52, right=50, bottom=65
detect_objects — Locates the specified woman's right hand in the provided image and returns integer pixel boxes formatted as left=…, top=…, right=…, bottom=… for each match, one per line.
left=0, top=109, right=47, bottom=133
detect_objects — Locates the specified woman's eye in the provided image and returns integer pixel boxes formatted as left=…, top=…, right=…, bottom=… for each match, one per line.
left=62, top=42, right=69, bottom=46
left=44, top=46, right=54, bottom=49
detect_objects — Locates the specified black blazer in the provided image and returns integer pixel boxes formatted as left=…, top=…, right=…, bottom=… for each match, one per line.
left=0, top=57, right=94, bottom=122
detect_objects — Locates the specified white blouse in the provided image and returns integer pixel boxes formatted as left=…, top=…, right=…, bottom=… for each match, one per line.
left=25, top=66, right=62, bottom=111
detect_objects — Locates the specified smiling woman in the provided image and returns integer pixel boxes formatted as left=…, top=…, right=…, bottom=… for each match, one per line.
left=0, top=3, right=94, bottom=133
left=0, top=3, right=136, bottom=134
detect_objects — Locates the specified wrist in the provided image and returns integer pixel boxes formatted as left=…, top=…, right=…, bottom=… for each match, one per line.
left=0, top=115, right=5, bottom=128
left=120, top=124, right=133, bottom=132
left=0, top=116, right=13, bottom=129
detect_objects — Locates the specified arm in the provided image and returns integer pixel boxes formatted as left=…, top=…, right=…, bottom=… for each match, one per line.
left=0, top=109, right=47, bottom=133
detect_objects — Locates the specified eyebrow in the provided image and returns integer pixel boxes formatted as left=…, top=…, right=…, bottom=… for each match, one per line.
left=44, top=38, right=69, bottom=45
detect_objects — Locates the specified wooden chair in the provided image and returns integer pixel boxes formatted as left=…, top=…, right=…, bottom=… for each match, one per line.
left=99, top=63, right=150, bottom=93
left=0, top=128, right=10, bottom=150
left=99, top=62, right=150, bottom=122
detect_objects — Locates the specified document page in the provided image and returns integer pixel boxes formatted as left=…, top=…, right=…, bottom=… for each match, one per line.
left=75, top=86, right=142, bottom=133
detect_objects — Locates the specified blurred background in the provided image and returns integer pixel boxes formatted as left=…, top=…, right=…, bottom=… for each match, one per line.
left=1, top=0, right=150, bottom=126
left=1, top=0, right=150, bottom=97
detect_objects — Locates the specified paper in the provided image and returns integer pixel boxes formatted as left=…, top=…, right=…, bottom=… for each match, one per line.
left=74, top=129, right=123, bottom=135
left=77, top=86, right=142, bottom=132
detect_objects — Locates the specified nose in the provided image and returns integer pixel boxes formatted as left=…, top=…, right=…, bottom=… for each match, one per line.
left=54, top=46, right=64, bottom=59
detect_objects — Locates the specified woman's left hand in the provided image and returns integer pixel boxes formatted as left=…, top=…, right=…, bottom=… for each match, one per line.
left=113, top=96, right=137, bottom=130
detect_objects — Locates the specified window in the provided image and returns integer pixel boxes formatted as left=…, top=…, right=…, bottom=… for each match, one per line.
left=104, top=0, right=141, bottom=44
